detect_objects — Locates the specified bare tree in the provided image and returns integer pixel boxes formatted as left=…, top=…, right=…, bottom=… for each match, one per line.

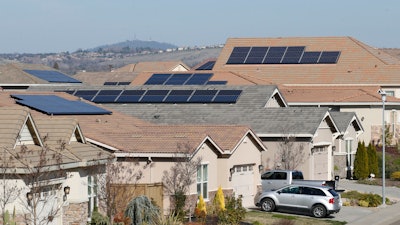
left=275, top=135, right=305, bottom=170
left=11, top=137, right=69, bottom=225
left=162, top=142, right=202, bottom=220
left=92, top=156, right=145, bottom=224
left=0, top=148, right=21, bottom=224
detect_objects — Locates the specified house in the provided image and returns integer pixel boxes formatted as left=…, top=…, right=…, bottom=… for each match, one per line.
left=0, top=92, right=268, bottom=213
left=0, top=63, right=82, bottom=90
left=74, top=61, right=190, bottom=86
left=48, top=85, right=359, bottom=181
left=280, top=85, right=400, bottom=145
left=0, top=106, right=112, bottom=225
left=330, top=111, right=364, bottom=179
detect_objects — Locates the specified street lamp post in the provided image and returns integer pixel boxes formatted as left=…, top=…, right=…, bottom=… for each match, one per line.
left=379, top=89, right=386, bottom=206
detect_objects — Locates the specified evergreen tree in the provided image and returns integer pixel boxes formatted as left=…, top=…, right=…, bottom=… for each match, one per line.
left=354, top=141, right=369, bottom=179
left=367, top=143, right=379, bottom=176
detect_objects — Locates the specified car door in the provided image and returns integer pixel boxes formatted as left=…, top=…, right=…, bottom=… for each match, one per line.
left=276, top=185, right=301, bottom=208
left=297, top=186, right=325, bottom=209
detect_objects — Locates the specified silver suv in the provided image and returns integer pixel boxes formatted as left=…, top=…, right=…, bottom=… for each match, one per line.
left=254, top=184, right=342, bottom=218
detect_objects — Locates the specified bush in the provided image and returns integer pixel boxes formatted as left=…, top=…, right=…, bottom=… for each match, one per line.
left=390, top=171, right=400, bottom=180
left=91, top=207, right=110, bottom=225
left=358, top=200, right=369, bottom=207
left=217, top=195, right=246, bottom=225
left=360, top=193, right=382, bottom=207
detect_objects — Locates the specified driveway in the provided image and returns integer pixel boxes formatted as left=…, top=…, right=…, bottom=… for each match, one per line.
left=326, top=179, right=400, bottom=225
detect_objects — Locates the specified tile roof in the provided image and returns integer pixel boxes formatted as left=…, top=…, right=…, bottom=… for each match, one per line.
left=0, top=106, right=113, bottom=173
left=279, top=85, right=400, bottom=104
left=113, top=61, right=190, bottom=72
left=73, top=71, right=136, bottom=86
left=209, top=37, right=400, bottom=86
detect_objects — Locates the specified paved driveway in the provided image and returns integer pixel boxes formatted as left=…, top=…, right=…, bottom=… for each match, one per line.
left=326, top=179, right=400, bottom=225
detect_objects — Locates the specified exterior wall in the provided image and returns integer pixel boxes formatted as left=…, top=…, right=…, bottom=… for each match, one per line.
left=62, top=202, right=88, bottom=225
left=333, top=122, right=359, bottom=179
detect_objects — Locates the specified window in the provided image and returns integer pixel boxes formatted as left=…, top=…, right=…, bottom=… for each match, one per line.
left=261, top=171, right=287, bottom=180
left=197, top=164, right=208, bottom=199
left=88, top=175, right=98, bottom=219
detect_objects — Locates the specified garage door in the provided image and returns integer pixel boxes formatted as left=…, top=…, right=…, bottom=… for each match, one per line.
left=231, top=164, right=254, bottom=208
left=313, top=147, right=328, bottom=180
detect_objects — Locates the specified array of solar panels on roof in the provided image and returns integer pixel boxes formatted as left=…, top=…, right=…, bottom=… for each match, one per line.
left=61, top=89, right=242, bottom=103
left=226, top=46, right=340, bottom=64
left=23, top=70, right=82, bottom=83
left=104, top=81, right=131, bottom=85
left=196, top=61, right=216, bottom=70
left=11, top=94, right=111, bottom=115
left=144, top=73, right=227, bottom=85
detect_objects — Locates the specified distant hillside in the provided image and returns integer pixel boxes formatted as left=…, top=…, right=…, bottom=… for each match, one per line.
left=87, top=40, right=178, bottom=53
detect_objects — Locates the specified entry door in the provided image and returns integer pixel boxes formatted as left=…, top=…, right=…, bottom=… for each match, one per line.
left=231, top=164, right=254, bottom=208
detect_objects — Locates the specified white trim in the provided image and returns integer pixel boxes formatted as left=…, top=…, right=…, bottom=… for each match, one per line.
left=86, top=138, right=118, bottom=151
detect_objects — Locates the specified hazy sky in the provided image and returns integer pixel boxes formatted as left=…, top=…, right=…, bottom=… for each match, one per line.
left=1, top=0, right=399, bottom=53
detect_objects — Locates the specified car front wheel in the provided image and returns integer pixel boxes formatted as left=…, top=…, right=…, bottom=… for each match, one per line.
left=260, top=198, right=275, bottom=212
left=311, top=204, right=327, bottom=218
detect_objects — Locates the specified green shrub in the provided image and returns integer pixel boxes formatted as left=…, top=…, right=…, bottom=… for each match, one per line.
left=390, top=171, right=400, bottom=180
left=360, top=193, right=382, bottom=207
left=90, top=207, right=110, bottom=225
left=358, top=200, right=369, bottom=207
left=217, top=195, right=246, bottom=225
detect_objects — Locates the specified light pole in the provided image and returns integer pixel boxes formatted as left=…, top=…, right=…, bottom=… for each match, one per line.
left=379, top=89, right=386, bottom=206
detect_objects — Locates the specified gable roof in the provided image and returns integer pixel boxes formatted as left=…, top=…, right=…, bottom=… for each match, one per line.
left=0, top=106, right=42, bottom=149
left=0, top=63, right=82, bottom=85
left=329, top=111, right=363, bottom=134
left=0, top=107, right=113, bottom=173
left=73, top=71, right=135, bottom=86
left=210, top=36, right=400, bottom=86
left=113, top=61, right=190, bottom=73
left=279, top=85, right=400, bottom=106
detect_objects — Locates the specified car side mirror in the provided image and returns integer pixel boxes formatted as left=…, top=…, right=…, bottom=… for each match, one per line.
left=277, top=191, right=281, bottom=194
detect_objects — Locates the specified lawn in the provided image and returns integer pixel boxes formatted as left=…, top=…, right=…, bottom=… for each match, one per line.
left=241, top=210, right=346, bottom=225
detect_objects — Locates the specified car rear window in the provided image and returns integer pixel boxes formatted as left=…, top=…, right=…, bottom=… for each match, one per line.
left=328, top=189, right=339, bottom=197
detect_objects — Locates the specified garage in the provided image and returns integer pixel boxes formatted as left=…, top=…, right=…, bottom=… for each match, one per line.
left=312, top=146, right=329, bottom=180
left=231, top=164, right=255, bottom=208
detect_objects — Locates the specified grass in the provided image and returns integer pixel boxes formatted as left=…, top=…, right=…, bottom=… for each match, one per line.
left=242, top=210, right=347, bottom=225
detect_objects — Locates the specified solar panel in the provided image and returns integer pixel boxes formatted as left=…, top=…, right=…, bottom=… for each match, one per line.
left=245, top=47, right=268, bottom=64
left=263, top=47, right=287, bottom=64
left=140, top=90, right=169, bottom=102
left=104, top=82, right=118, bottom=85
left=226, top=47, right=250, bottom=64
left=188, top=90, right=217, bottom=103
left=206, top=81, right=227, bottom=85
left=11, top=95, right=111, bottom=115
left=92, top=90, right=122, bottom=103
left=118, top=82, right=131, bottom=85
left=74, top=90, right=98, bottom=101
left=196, top=61, right=216, bottom=70
left=144, top=73, right=172, bottom=85
left=164, top=90, right=193, bottom=103
left=281, top=46, right=305, bottom=64
left=116, top=90, right=145, bottom=103
left=23, top=70, right=82, bottom=83
left=213, top=90, right=242, bottom=103
left=318, top=51, right=340, bottom=64
left=164, top=73, right=192, bottom=85
left=185, top=73, right=213, bottom=85
left=299, top=51, right=321, bottom=64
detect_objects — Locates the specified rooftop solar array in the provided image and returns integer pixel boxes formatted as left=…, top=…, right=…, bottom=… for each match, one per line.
left=11, top=95, right=112, bottom=115
left=23, top=70, right=82, bottom=83
left=144, top=73, right=227, bottom=85
left=61, top=89, right=242, bottom=104
left=104, top=81, right=131, bottom=85
left=196, top=61, right=216, bottom=70
left=226, top=46, right=340, bottom=65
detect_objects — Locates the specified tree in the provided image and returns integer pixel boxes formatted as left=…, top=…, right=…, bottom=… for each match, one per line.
left=275, top=134, right=305, bottom=170
left=367, top=143, right=379, bottom=176
left=0, top=148, right=21, bottom=225
left=162, top=142, right=202, bottom=221
left=93, top=156, right=144, bottom=224
left=354, top=142, right=369, bottom=179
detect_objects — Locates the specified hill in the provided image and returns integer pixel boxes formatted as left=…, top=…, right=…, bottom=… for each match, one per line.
left=88, top=39, right=178, bottom=53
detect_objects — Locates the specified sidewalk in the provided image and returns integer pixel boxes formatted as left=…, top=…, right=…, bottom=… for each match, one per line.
left=336, top=179, right=400, bottom=225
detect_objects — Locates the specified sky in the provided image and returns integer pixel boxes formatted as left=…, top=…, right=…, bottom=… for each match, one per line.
left=1, top=0, right=399, bottom=53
